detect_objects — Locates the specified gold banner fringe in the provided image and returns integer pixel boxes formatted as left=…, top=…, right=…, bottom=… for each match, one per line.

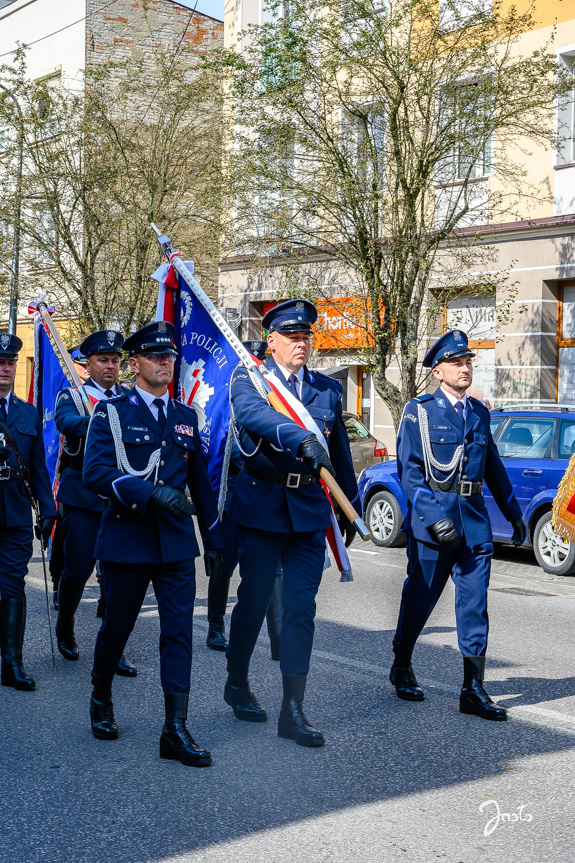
left=552, top=449, right=575, bottom=542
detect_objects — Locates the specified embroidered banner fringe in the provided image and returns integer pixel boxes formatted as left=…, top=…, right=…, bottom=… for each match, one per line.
left=552, top=451, right=575, bottom=543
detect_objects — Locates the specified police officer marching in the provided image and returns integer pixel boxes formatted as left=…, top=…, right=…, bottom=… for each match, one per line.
left=206, top=339, right=282, bottom=662
left=0, top=333, right=57, bottom=691
left=390, top=330, right=527, bottom=721
left=54, top=330, right=136, bottom=676
left=83, top=321, right=223, bottom=767
left=224, top=300, right=358, bottom=747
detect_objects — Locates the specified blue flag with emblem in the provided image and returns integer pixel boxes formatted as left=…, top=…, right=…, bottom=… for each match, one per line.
left=32, top=314, right=71, bottom=486
left=153, top=262, right=238, bottom=499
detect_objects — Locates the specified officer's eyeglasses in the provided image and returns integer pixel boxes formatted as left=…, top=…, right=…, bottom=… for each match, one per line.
left=142, top=353, right=176, bottom=364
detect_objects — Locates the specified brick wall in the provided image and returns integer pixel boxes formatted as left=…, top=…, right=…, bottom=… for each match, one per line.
left=85, top=0, right=223, bottom=70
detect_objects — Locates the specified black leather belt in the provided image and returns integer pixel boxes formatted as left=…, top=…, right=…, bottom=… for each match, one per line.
left=243, top=462, right=317, bottom=488
left=0, top=466, right=29, bottom=481
left=429, top=479, right=482, bottom=497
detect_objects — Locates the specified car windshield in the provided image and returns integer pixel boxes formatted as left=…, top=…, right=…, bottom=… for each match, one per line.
left=344, top=415, right=371, bottom=441
left=497, top=418, right=555, bottom=459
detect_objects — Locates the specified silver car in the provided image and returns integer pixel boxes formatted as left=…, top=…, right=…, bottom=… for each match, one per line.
left=343, top=412, right=388, bottom=477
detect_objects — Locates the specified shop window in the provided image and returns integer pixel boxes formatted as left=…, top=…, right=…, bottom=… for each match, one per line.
left=443, top=292, right=495, bottom=406
left=557, top=282, right=575, bottom=403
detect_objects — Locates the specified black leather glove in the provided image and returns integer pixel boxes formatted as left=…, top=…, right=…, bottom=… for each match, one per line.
left=430, top=518, right=460, bottom=548
left=336, top=510, right=355, bottom=547
left=35, top=515, right=57, bottom=544
left=149, top=486, right=195, bottom=519
left=298, top=434, right=335, bottom=479
left=204, top=548, right=224, bottom=583
left=511, top=518, right=527, bottom=547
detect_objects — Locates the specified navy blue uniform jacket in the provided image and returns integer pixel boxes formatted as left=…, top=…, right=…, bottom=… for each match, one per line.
left=0, top=395, right=56, bottom=526
left=54, top=380, right=131, bottom=511
left=397, top=389, right=522, bottom=547
left=228, top=359, right=359, bottom=533
left=82, top=391, right=222, bottom=564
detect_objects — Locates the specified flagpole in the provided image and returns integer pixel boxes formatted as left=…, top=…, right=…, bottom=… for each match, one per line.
left=31, top=295, right=94, bottom=416
left=151, top=224, right=371, bottom=542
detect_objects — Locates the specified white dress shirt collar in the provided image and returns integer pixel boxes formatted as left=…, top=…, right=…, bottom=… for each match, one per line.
left=440, top=387, right=467, bottom=410
left=88, top=379, right=120, bottom=397
left=275, top=363, right=304, bottom=383
left=135, top=386, right=169, bottom=420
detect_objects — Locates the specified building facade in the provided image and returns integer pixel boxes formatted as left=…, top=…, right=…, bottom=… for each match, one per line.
left=218, top=0, right=575, bottom=454
left=0, top=0, right=223, bottom=396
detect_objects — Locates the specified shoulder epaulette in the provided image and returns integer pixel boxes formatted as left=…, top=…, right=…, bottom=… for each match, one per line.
left=414, top=393, right=434, bottom=403
left=106, top=392, right=127, bottom=403
left=175, top=399, right=197, bottom=416
left=468, top=396, right=488, bottom=410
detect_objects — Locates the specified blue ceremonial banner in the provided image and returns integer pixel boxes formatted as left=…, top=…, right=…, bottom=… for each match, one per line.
left=153, top=262, right=238, bottom=498
left=32, top=314, right=71, bottom=486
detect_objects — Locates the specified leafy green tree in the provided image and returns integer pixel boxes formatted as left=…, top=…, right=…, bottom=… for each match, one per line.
left=0, top=39, right=222, bottom=339
left=220, top=0, right=567, bottom=427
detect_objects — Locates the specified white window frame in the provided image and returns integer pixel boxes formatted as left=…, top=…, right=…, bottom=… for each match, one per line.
left=35, top=209, right=57, bottom=265
left=555, top=45, right=575, bottom=167
left=439, top=0, right=492, bottom=33
left=435, top=74, right=494, bottom=186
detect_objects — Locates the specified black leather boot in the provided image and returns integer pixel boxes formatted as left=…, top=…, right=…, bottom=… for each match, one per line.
left=278, top=675, right=324, bottom=747
left=116, top=654, right=137, bottom=677
left=0, top=597, right=35, bottom=691
left=266, top=574, right=282, bottom=661
left=90, top=673, right=118, bottom=740
left=55, top=580, right=85, bottom=661
left=159, top=693, right=211, bottom=766
left=224, top=661, right=267, bottom=722
left=389, top=638, right=424, bottom=701
left=460, top=656, right=507, bottom=721
left=206, top=576, right=229, bottom=651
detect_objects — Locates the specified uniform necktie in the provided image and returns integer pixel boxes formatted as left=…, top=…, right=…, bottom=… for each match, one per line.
left=287, top=374, right=300, bottom=401
left=0, top=398, right=6, bottom=422
left=153, top=397, right=166, bottom=425
left=104, top=389, right=114, bottom=399
left=455, top=400, right=465, bottom=423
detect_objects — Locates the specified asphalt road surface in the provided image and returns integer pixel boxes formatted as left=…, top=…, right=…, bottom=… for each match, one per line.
left=1, top=538, right=574, bottom=863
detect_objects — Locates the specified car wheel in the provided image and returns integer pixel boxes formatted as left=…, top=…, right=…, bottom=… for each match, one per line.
left=365, top=491, right=405, bottom=548
left=533, top=511, right=575, bottom=576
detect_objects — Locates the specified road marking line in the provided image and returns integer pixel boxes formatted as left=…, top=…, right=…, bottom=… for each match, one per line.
left=349, top=549, right=379, bottom=556
left=25, top=576, right=575, bottom=730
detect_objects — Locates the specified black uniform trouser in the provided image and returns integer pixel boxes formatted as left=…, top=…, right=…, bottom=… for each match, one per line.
left=60, top=505, right=102, bottom=589
left=395, top=537, right=494, bottom=657
left=227, top=526, right=325, bottom=677
left=0, top=525, right=33, bottom=599
left=93, top=559, right=196, bottom=693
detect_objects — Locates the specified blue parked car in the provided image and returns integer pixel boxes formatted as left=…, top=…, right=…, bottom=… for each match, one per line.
left=358, top=405, right=575, bottom=576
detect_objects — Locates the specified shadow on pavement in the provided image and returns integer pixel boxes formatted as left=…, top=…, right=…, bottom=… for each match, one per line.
left=1, top=580, right=574, bottom=863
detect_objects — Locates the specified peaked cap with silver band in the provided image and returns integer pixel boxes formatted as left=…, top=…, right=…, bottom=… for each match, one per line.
left=423, top=329, right=475, bottom=368
left=262, top=299, right=317, bottom=334
left=80, top=329, right=124, bottom=358
left=0, top=332, right=23, bottom=358
left=123, top=321, right=177, bottom=356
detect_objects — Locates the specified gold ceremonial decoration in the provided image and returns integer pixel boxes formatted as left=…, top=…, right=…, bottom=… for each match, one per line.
left=552, top=452, right=575, bottom=542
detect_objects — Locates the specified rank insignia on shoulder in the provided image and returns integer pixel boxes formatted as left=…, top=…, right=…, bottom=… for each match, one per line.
left=129, top=394, right=139, bottom=406
left=174, top=424, right=194, bottom=437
